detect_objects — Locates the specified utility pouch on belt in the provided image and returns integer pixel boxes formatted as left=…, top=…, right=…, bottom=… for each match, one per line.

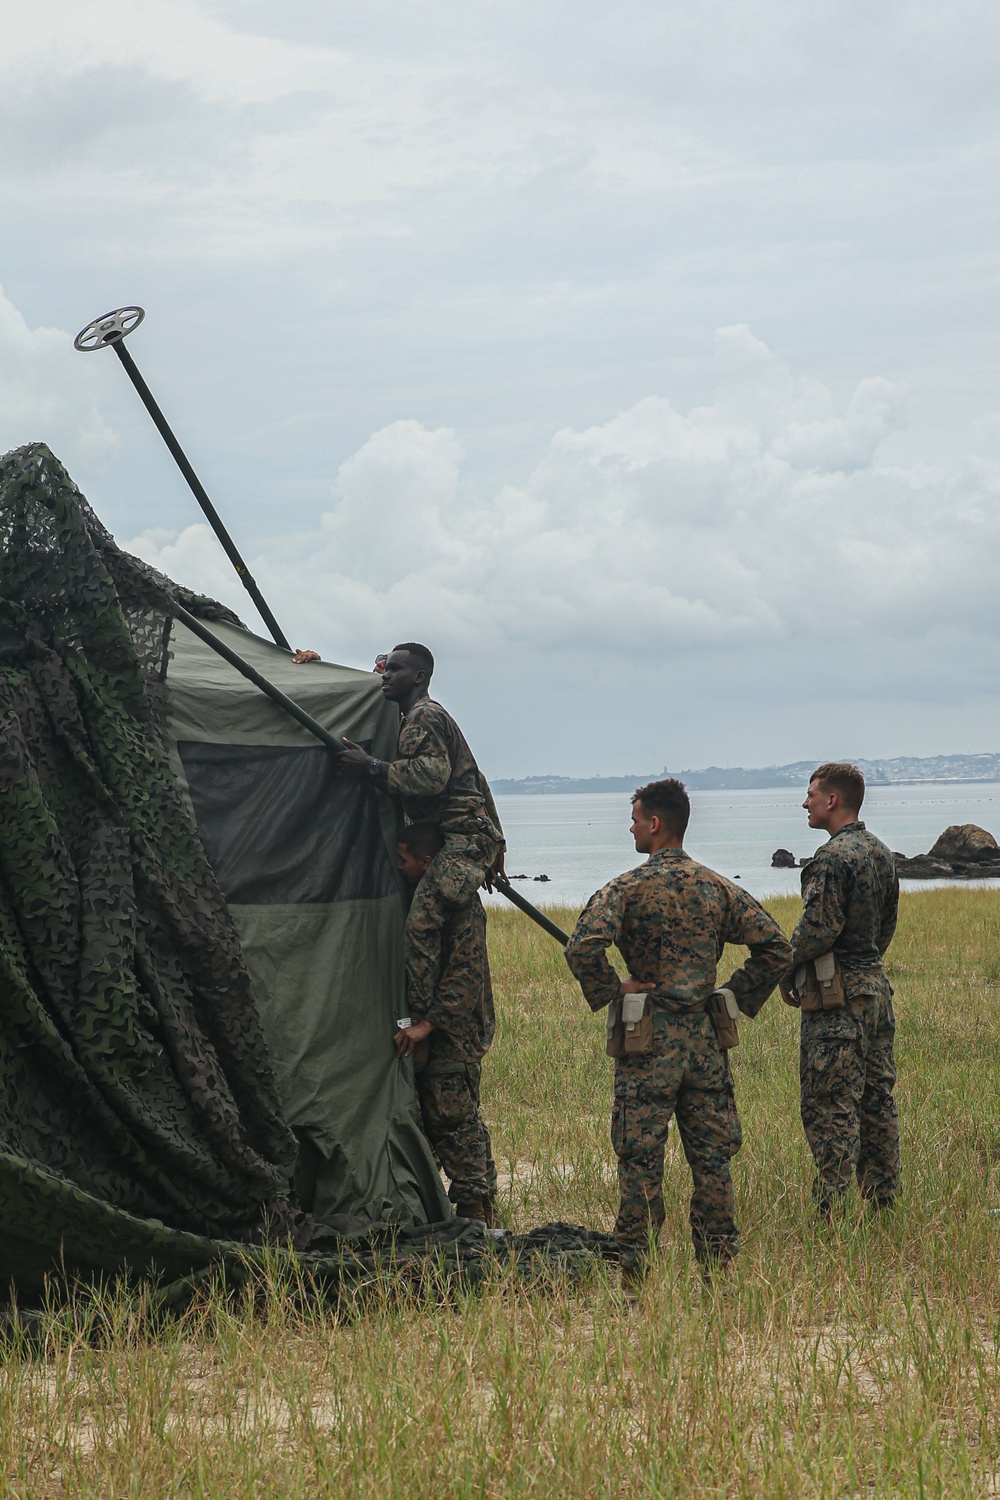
left=605, top=998, right=624, bottom=1058
left=707, top=987, right=740, bottom=1049
left=796, top=952, right=846, bottom=1012
left=622, top=992, right=654, bottom=1055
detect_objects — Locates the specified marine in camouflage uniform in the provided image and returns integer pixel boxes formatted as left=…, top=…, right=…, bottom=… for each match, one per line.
left=394, top=826, right=497, bottom=1221
left=786, top=768, right=900, bottom=1213
left=388, top=696, right=504, bottom=1009
left=414, top=897, right=497, bottom=1214
left=565, top=781, right=792, bottom=1271
left=336, top=645, right=504, bottom=1013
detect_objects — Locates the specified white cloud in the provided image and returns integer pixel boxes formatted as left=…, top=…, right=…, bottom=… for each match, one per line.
left=0, top=287, right=118, bottom=476
left=122, top=330, right=1000, bottom=678
left=6, top=3, right=1000, bottom=769
left=119, top=523, right=248, bottom=612
left=3, top=0, right=343, bottom=105
left=0, top=1, right=579, bottom=243
left=16, top=0, right=994, bottom=268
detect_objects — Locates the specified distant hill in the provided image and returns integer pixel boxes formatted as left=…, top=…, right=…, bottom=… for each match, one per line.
left=491, top=753, right=1000, bottom=796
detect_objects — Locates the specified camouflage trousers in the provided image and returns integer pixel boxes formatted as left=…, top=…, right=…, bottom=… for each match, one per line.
left=416, top=1052, right=497, bottom=1205
left=612, top=1008, right=742, bottom=1268
left=404, top=834, right=501, bottom=1008
left=799, top=982, right=899, bottom=1210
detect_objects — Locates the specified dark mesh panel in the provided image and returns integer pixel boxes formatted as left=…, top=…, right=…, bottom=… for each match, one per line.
left=0, top=441, right=298, bottom=1246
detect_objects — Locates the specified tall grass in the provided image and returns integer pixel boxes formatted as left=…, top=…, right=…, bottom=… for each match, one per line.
left=4, top=888, right=1000, bottom=1497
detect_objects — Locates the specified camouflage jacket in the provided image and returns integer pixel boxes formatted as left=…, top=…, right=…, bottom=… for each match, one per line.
left=788, top=821, right=898, bottom=992
left=412, top=893, right=495, bottom=1061
left=565, top=849, right=792, bottom=1017
left=386, top=698, right=504, bottom=847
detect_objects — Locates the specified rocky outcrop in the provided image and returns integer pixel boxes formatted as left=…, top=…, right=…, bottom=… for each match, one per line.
left=895, top=825, right=1000, bottom=878
left=892, top=854, right=957, bottom=878
left=927, top=824, right=999, bottom=861
left=769, top=826, right=1000, bottom=879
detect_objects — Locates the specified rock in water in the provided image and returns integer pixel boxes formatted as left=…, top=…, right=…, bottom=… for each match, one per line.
left=927, top=824, right=998, bottom=862
left=771, top=848, right=797, bottom=868
left=893, top=854, right=956, bottom=878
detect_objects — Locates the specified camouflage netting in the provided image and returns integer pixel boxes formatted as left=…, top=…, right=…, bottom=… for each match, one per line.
left=0, top=441, right=612, bottom=1304
left=0, top=442, right=304, bottom=1294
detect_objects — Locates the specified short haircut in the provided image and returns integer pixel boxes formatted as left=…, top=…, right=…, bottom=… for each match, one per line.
left=392, top=642, right=434, bottom=678
left=632, top=778, right=691, bottom=838
left=811, top=762, right=865, bottom=812
left=398, top=822, right=444, bottom=860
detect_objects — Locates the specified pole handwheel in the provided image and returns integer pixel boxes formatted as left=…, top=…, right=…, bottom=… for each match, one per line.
left=74, top=307, right=145, bottom=352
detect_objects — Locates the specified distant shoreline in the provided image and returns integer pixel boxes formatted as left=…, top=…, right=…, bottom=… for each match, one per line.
left=492, top=755, right=1000, bottom=796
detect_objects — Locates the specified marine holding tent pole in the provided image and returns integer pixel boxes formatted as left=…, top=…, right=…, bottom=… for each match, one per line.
left=173, top=606, right=570, bottom=947
left=74, top=306, right=292, bottom=653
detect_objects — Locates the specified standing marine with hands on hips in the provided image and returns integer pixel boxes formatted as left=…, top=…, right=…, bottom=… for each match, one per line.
left=565, top=778, right=792, bottom=1283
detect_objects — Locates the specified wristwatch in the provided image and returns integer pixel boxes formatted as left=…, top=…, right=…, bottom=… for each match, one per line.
left=369, top=757, right=383, bottom=777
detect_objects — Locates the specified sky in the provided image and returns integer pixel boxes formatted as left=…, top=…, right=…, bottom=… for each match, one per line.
left=4, top=0, right=1000, bottom=777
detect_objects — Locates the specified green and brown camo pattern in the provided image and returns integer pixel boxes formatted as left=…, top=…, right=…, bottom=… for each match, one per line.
left=565, top=847, right=792, bottom=1018
left=0, top=442, right=300, bottom=1290
left=409, top=892, right=495, bottom=1061
left=789, top=820, right=899, bottom=990
left=388, top=697, right=504, bottom=846
left=410, top=892, right=497, bottom=1204
left=790, top=821, right=901, bottom=1208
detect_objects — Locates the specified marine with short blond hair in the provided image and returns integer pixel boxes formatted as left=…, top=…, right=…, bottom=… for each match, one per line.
left=782, top=762, right=900, bottom=1215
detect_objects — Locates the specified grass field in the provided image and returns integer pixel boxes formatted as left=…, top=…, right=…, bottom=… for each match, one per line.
left=5, top=888, right=1000, bottom=1497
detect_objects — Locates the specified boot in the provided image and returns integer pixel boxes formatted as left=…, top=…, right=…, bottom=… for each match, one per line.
left=619, top=1258, right=650, bottom=1304
left=483, top=1194, right=505, bottom=1230
left=454, top=1199, right=486, bottom=1223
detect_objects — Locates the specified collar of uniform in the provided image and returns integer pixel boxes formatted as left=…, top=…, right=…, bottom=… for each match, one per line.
left=830, top=820, right=865, bottom=838
left=402, top=695, right=439, bottom=718
left=646, top=847, right=690, bottom=863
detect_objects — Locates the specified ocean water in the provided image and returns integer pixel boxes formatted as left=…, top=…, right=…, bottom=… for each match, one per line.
left=488, top=781, right=1000, bottom=909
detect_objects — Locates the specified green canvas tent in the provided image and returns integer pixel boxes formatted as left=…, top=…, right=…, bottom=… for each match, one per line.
left=164, top=620, right=450, bottom=1228
left=0, top=441, right=448, bottom=1299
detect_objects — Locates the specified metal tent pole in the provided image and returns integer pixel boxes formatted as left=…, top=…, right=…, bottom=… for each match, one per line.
left=491, top=876, right=569, bottom=945
left=174, top=605, right=340, bottom=752
left=75, top=306, right=291, bottom=652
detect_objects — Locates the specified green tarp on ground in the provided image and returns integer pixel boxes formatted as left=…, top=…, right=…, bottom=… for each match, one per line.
left=0, top=441, right=447, bottom=1299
